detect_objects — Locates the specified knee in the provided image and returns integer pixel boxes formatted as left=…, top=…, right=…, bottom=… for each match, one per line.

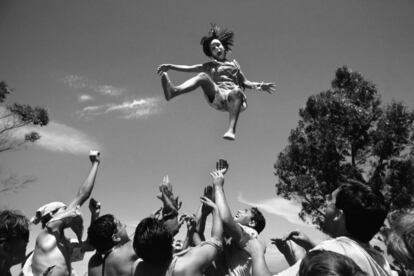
left=197, top=72, right=210, bottom=81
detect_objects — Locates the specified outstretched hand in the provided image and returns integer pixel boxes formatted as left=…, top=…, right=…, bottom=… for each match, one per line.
left=283, top=230, right=315, bottom=251
left=215, top=159, right=229, bottom=175
left=260, top=82, right=277, bottom=94
left=88, top=198, right=101, bottom=219
left=179, top=213, right=196, bottom=232
left=210, top=169, right=224, bottom=187
left=157, top=175, right=182, bottom=212
left=157, top=64, right=171, bottom=75
left=200, top=196, right=217, bottom=210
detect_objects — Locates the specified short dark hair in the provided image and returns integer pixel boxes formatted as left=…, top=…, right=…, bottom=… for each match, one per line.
left=200, top=24, right=234, bottom=57
left=133, top=217, right=173, bottom=265
left=251, top=207, right=266, bottom=234
left=87, top=214, right=117, bottom=252
left=335, top=181, right=389, bottom=243
left=0, top=210, right=29, bottom=243
left=299, top=250, right=368, bottom=276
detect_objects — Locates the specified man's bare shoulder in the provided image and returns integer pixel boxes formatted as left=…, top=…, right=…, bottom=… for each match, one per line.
left=111, top=241, right=137, bottom=261
left=36, top=231, right=58, bottom=252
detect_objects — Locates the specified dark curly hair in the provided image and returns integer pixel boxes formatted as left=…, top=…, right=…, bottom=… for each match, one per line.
left=133, top=217, right=173, bottom=265
left=251, top=207, right=266, bottom=234
left=200, top=24, right=234, bottom=57
left=0, top=209, right=29, bottom=243
left=87, top=214, right=117, bottom=253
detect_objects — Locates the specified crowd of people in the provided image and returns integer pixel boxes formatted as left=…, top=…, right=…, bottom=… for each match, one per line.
left=1, top=151, right=413, bottom=276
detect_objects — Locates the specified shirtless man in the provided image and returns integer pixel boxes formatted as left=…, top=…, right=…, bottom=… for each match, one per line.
left=213, top=160, right=266, bottom=276
left=23, top=150, right=101, bottom=276
left=87, top=214, right=136, bottom=276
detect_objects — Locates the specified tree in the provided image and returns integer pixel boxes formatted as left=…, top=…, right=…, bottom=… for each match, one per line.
left=0, top=81, right=49, bottom=193
left=274, top=66, right=414, bottom=226
left=0, top=81, right=49, bottom=153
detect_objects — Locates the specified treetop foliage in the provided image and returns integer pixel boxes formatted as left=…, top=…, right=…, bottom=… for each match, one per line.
left=0, top=81, right=49, bottom=153
left=275, top=66, right=414, bottom=225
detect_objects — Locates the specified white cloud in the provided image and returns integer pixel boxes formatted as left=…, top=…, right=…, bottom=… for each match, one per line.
left=10, top=121, right=101, bottom=155
left=79, top=97, right=163, bottom=119
left=93, top=85, right=125, bottom=97
left=62, top=75, right=124, bottom=96
left=237, top=193, right=308, bottom=226
left=78, top=94, right=93, bottom=102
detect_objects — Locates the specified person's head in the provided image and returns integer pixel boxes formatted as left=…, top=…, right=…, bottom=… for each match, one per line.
left=234, top=207, right=266, bottom=234
left=200, top=24, right=234, bottom=61
left=0, top=210, right=30, bottom=266
left=385, top=210, right=414, bottom=270
left=323, top=180, right=389, bottom=243
left=133, top=217, right=173, bottom=265
left=88, top=214, right=129, bottom=253
left=31, top=201, right=67, bottom=228
left=299, top=250, right=368, bottom=276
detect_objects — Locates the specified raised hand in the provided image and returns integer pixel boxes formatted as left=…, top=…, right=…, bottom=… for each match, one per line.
left=88, top=198, right=101, bottom=221
left=200, top=196, right=217, bottom=210
left=210, top=170, right=224, bottom=187
left=215, top=159, right=229, bottom=175
left=157, top=64, right=172, bottom=75
left=157, top=175, right=182, bottom=212
left=89, top=150, right=100, bottom=163
left=179, top=213, right=196, bottom=232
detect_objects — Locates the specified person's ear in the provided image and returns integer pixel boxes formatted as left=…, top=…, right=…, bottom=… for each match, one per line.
left=334, top=208, right=344, bottom=222
left=248, top=220, right=257, bottom=229
left=112, top=233, right=121, bottom=243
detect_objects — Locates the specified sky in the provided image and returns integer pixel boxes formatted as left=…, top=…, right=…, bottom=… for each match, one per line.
left=1, top=0, right=414, bottom=274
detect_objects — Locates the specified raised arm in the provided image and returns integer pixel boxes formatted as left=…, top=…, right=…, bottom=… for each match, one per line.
left=67, top=150, right=100, bottom=210
left=157, top=175, right=182, bottom=236
left=181, top=196, right=223, bottom=274
left=80, top=198, right=102, bottom=252
left=212, top=169, right=243, bottom=242
left=157, top=63, right=204, bottom=74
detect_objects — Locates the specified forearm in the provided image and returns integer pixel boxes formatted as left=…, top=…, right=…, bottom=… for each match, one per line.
left=214, top=186, right=234, bottom=224
left=195, top=206, right=207, bottom=241
left=211, top=208, right=223, bottom=241
left=185, top=229, right=202, bottom=247
left=72, top=161, right=99, bottom=207
left=243, top=79, right=262, bottom=90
